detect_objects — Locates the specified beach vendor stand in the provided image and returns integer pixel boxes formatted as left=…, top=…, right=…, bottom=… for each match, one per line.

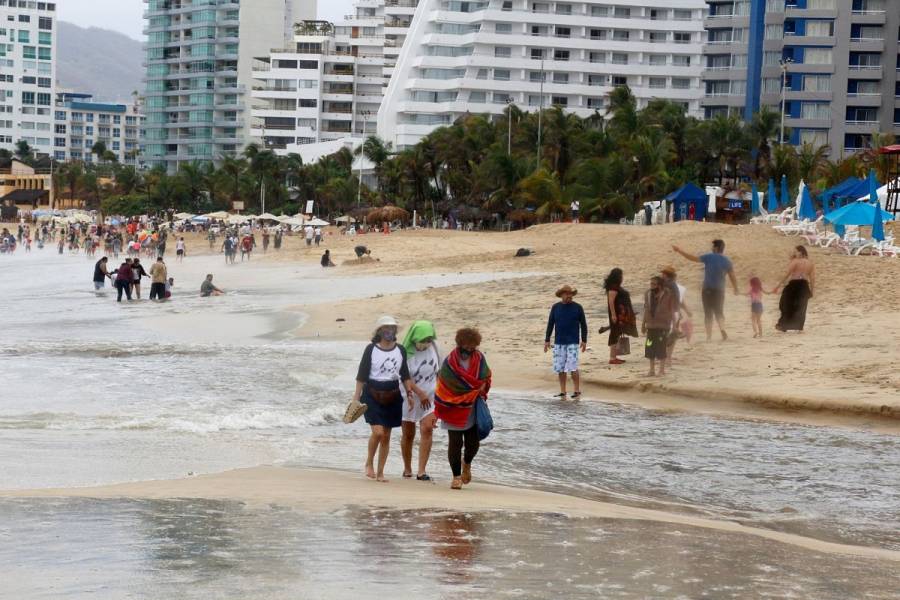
left=664, top=183, right=708, bottom=222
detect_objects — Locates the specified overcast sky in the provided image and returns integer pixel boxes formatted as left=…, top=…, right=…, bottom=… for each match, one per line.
left=58, top=0, right=350, bottom=41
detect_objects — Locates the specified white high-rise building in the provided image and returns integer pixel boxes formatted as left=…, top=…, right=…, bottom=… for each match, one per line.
left=0, top=0, right=57, bottom=157
left=251, top=0, right=420, bottom=156
left=53, top=93, right=145, bottom=166
left=142, top=0, right=316, bottom=172
left=379, top=0, right=706, bottom=149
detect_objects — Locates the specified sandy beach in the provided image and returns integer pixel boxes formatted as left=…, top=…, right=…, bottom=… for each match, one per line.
left=207, top=221, right=900, bottom=422
left=4, top=221, right=900, bottom=598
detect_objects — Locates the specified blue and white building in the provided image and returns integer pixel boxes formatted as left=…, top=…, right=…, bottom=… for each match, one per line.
left=53, top=93, right=145, bottom=166
left=702, top=0, right=900, bottom=154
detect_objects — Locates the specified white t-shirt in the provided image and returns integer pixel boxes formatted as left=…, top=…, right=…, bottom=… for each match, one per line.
left=305, top=227, right=314, bottom=239
left=404, top=343, right=440, bottom=399
left=314, top=228, right=322, bottom=237
left=176, top=240, right=185, bottom=251
left=674, top=283, right=687, bottom=321
left=368, top=345, right=404, bottom=382
left=571, top=201, right=580, bottom=212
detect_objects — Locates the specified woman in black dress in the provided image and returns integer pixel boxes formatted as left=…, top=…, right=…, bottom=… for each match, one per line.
left=604, top=268, right=639, bottom=364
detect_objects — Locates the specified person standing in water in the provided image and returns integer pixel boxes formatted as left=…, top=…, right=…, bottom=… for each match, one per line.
left=149, top=257, right=168, bottom=301
left=131, top=258, right=149, bottom=299
left=673, top=239, right=738, bottom=341
left=113, top=259, right=133, bottom=302
left=544, top=285, right=588, bottom=399
left=351, top=316, right=415, bottom=482
left=400, top=321, right=441, bottom=481
left=93, top=257, right=112, bottom=291
left=435, top=328, right=492, bottom=490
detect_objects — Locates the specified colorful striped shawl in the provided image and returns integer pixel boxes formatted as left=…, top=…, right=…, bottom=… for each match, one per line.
left=434, top=349, right=492, bottom=428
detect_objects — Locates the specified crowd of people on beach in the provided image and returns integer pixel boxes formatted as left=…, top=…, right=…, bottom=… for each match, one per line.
left=544, top=238, right=816, bottom=395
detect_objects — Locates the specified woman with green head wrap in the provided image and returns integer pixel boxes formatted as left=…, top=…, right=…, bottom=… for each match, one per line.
left=400, top=320, right=440, bottom=481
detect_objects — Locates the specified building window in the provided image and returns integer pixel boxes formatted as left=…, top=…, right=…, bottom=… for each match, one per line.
left=553, top=49, right=569, bottom=61
left=494, top=68, right=510, bottom=80
left=495, top=23, right=512, bottom=34
left=551, top=95, right=567, bottom=106
left=553, top=72, right=568, bottom=84
left=469, top=91, right=486, bottom=102
left=673, top=32, right=691, bottom=44
left=495, top=46, right=511, bottom=57
left=530, top=48, right=545, bottom=60
left=648, top=77, right=666, bottom=89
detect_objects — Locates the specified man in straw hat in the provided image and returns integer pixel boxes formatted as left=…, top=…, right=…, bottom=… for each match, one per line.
left=660, top=265, right=692, bottom=369
left=544, top=285, right=588, bottom=399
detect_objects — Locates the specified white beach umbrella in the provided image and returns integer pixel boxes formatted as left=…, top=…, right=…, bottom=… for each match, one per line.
left=205, top=211, right=230, bottom=219
left=258, top=213, right=278, bottom=221
left=174, top=212, right=194, bottom=220
left=306, top=218, right=330, bottom=226
left=334, top=215, right=356, bottom=223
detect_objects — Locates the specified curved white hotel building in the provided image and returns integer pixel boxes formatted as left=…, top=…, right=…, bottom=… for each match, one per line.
left=379, top=0, right=706, bottom=148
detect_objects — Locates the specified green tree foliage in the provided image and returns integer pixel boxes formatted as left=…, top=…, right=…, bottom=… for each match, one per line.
left=47, top=86, right=890, bottom=222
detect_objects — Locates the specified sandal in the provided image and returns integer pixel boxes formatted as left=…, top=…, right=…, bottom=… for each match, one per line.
left=461, top=463, right=472, bottom=485
left=402, top=472, right=413, bottom=479
left=553, top=392, right=567, bottom=399
left=451, top=477, right=463, bottom=490
left=609, top=358, right=626, bottom=365
left=416, top=474, right=432, bottom=481
left=570, top=392, right=581, bottom=399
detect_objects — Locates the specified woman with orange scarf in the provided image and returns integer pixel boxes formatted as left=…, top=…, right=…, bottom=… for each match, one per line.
left=434, top=328, right=492, bottom=490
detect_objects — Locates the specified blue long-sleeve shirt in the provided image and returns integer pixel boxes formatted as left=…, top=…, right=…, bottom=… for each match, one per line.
left=545, top=301, right=588, bottom=345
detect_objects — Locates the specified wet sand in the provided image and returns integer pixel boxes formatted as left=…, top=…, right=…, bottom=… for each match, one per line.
left=4, top=496, right=898, bottom=600
left=5, top=466, right=899, bottom=562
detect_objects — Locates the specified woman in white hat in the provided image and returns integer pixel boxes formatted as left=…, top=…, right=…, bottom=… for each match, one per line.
left=351, top=315, right=417, bottom=482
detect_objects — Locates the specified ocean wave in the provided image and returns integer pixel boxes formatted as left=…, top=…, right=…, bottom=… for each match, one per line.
left=0, top=343, right=223, bottom=359
left=0, top=405, right=343, bottom=433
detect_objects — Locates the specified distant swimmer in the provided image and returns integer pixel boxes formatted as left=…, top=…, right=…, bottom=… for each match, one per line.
left=321, top=249, right=335, bottom=268
left=200, top=274, right=224, bottom=297
left=149, top=257, right=168, bottom=301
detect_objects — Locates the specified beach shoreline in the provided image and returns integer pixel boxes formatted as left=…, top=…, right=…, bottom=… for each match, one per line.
left=3, top=465, right=898, bottom=561
left=272, top=222, right=900, bottom=427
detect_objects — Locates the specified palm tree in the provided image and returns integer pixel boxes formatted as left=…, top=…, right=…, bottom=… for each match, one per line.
left=748, top=107, right=780, bottom=179
left=796, top=142, right=831, bottom=187
left=14, top=140, right=34, bottom=164
left=518, top=169, right=565, bottom=220
left=605, top=85, right=639, bottom=142
left=357, top=135, right=392, bottom=197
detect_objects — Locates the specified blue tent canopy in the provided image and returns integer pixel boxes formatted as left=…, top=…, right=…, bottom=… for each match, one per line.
left=829, top=177, right=876, bottom=204
left=664, top=183, right=707, bottom=222
left=819, top=177, right=862, bottom=203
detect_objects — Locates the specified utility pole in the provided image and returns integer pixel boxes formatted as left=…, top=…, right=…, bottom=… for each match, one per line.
left=537, top=57, right=544, bottom=167
left=357, top=114, right=367, bottom=207
left=507, top=99, right=513, bottom=155
left=779, top=58, right=793, bottom=145
left=260, top=180, right=266, bottom=216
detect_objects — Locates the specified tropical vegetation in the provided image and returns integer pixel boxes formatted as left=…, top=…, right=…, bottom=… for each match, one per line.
left=6, top=86, right=894, bottom=223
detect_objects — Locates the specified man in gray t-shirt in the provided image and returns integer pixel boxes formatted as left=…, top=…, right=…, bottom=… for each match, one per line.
left=672, top=239, right=738, bottom=341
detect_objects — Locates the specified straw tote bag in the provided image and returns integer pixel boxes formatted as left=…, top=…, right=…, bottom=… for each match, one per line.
left=342, top=398, right=367, bottom=424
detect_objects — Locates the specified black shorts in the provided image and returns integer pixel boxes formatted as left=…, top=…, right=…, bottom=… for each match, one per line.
left=702, top=288, right=725, bottom=322
left=176, top=249, right=184, bottom=256
left=645, top=329, right=668, bottom=360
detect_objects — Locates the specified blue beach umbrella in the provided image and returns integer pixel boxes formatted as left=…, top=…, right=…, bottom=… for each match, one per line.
left=868, top=168, right=879, bottom=205
left=799, top=185, right=816, bottom=220
left=767, top=178, right=778, bottom=212
left=751, top=182, right=760, bottom=216
left=825, top=201, right=894, bottom=227
left=780, top=175, right=789, bottom=214
left=872, top=201, right=886, bottom=242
